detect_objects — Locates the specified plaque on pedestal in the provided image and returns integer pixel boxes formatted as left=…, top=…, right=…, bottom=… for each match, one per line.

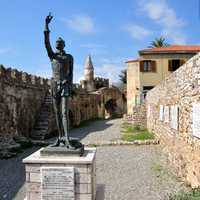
left=41, top=167, right=74, bottom=200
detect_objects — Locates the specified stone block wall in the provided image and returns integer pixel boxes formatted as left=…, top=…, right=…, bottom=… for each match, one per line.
left=124, top=103, right=146, bottom=128
left=146, top=53, right=200, bottom=187
left=0, top=65, right=49, bottom=149
left=24, top=148, right=96, bottom=200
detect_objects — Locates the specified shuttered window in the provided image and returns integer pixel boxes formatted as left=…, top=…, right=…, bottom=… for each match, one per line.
left=168, top=59, right=185, bottom=72
left=140, top=60, right=156, bottom=72
left=151, top=61, right=156, bottom=72
left=168, top=60, right=173, bottom=71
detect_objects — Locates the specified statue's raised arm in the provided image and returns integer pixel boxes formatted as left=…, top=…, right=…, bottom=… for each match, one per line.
left=44, top=13, right=55, bottom=59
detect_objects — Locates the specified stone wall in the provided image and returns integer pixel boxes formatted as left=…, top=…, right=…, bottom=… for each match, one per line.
left=0, top=65, right=49, bottom=149
left=124, top=104, right=146, bottom=128
left=146, top=53, right=200, bottom=187
left=69, top=86, right=125, bottom=126
left=0, top=64, right=125, bottom=147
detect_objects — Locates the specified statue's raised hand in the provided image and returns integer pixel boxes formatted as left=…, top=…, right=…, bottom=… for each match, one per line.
left=46, top=13, right=53, bottom=24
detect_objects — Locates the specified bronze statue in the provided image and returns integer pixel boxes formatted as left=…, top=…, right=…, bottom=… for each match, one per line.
left=44, top=13, right=84, bottom=154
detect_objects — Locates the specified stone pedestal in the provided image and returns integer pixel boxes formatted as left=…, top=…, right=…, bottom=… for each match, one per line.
left=23, top=147, right=96, bottom=200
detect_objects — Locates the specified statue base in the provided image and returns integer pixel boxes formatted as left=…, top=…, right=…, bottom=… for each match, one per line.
left=23, top=147, right=96, bottom=200
left=41, top=139, right=84, bottom=157
left=40, top=146, right=84, bottom=157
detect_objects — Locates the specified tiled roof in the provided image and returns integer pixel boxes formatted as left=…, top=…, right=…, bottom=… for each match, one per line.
left=125, top=58, right=141, bottom=63
left=139, top=45, right=200, bottom=54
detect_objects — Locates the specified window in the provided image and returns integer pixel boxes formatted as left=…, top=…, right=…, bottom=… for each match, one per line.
left=168, top=59, right=185, bottom=72
left=140, top=60, right=156, bottom=72
left=142, top=86, right=154, bottom=98
left=144, top=61, right=151, bottom=72
left=143, top=86, right=154, bottom=91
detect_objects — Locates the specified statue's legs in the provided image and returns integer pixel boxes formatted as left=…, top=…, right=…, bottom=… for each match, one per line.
left=51, top=97, right=63, bottom=146
left=61, top=96, right=71, bottom=147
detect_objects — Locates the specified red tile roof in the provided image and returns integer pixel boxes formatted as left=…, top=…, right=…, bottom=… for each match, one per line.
left=125, top=58, right=141, bottom=63
left=139, top=45, right=200, bottom=55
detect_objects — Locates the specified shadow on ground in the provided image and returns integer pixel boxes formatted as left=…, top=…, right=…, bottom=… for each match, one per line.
left=0, top=147, right=39, bottom=200
left=96, top=184, right=105, bottom=200
left=69, top=119, right=113, bottom=140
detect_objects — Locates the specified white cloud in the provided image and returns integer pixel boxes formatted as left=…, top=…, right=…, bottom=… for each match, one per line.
left=162, top=29, right=186, bottom=44
left=95, top=62, right=124, bottom=84
left=80, top=44, right=105, bottom=49
left=74, top=63, right=84, bottom=83
left=80, top=43, right=108, bottom=56
left=123, top=24, right=152, bottom=40
left=65, top=15, right=95, bottom=34
left=139, top=0, right=186, bottom=44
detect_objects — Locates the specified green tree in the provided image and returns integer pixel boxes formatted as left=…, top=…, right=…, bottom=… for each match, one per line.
left=119, top=69, right=127, bottom=84
left=149, top=37, right=169, bottom=48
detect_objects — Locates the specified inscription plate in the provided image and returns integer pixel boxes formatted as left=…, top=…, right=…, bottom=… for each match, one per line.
left=41, top=167, right=74, bottom=200
left=164, top=106, right=169, bottom=123
left=159, top=105, right=164, bottom=121
left=193, top=103, right=200, bottom=138
left=147, top=105, right=151, bottom=118
left=170, top=105, right=179, bottom=130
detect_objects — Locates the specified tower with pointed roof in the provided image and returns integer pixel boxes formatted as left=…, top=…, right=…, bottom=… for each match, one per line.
left=84, top=55, right=94, bottom=81
left=81, top=55, right=95, bottom=92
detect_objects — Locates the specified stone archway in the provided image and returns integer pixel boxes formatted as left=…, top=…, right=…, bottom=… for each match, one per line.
left=104, top=99, right=118, bottom=119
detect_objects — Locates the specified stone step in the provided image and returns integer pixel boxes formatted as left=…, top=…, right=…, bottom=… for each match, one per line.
left=31, top=135, right=45, bottom=140
left=37, top=122, right=48, bottom=126
left=37, top=119, right=49, bottom=123
left=39, top=114, right=50, bottom=118
left=41, top=106, right=51, bottom=109
left=31, top=94, right=52, bottom=140
left=34, top=127, right=48, bottom=131
left=39, top=114, right=49, bottom=118
left=45, top=101, right=52, bottom=104
left=32, top=130, right=47, bottom=135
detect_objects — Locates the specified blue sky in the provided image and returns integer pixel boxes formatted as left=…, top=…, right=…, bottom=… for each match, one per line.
left=0, top=0, right=200, bottom=83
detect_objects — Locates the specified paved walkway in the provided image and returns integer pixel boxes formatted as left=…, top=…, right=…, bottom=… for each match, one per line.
left=70, top=118, right=122, bottom=144
left=0, top=118, right=186, bottom=200
left=96, top=146, right=185, bottom=200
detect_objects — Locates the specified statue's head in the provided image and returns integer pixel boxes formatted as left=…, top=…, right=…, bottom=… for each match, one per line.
left=56, top=37, right=65, bottom=50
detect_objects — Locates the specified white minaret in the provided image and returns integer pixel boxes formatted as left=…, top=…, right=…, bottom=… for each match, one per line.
left=84, top=55, right=94, bottom=81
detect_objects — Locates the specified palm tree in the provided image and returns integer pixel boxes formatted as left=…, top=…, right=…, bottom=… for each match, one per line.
left=149, top=37, right=169, bottom=48
left=119, top=69, right=127, bottom=84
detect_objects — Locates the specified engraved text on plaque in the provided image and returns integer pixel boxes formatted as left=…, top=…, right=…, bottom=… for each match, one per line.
left=41, top=167, right=75, bottom=200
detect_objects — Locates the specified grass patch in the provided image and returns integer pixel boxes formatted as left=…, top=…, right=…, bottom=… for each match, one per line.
left=151, top=164, right=163, bottom=173
left=122, top=131, right=154, bottom=141
left=167, top=188, right=200, bottom=200
left=121, top=122, right=146, bottom=132
left=121, top=123, right=154, bottom=141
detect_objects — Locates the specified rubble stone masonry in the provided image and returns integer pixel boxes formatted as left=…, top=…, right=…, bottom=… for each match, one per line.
left=124, top=104, right=146, bottom=128
left=0, top=65, right=49, bottom=149
left=146, top=53, right=200, bottom=187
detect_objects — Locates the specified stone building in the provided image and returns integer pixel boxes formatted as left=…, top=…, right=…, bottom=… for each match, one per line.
left=126, top=45, right=200, bottom=114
